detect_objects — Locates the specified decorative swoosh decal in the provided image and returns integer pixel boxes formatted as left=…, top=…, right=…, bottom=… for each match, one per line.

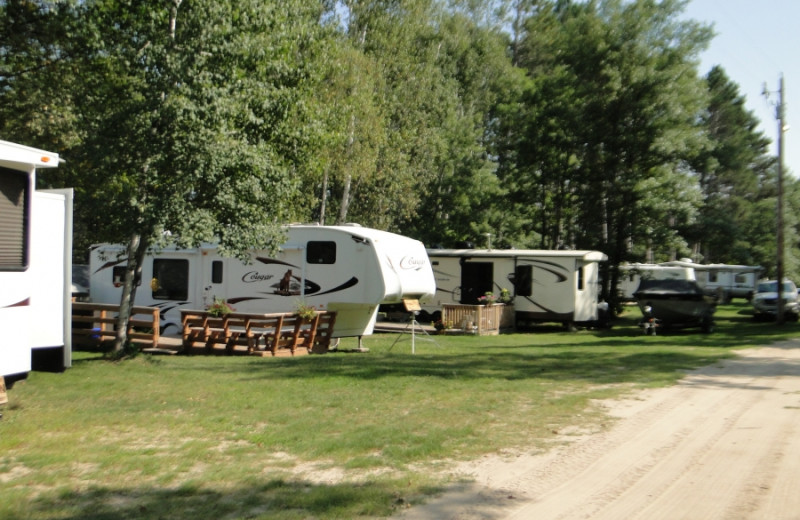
left=314, top=277, right=359, bottom=296
left=268, top=277, right=321, bottom=295
left=524, top=260, right=569, bottom=283
left=255, top=257, right=299, bottom=268
left=93, top=258, right=126, bottom=274
left=227, top=296, right=266, bottom=304
left=521, top=295, right=559, bottom=314
left=2, top=297, right=30, bottom=308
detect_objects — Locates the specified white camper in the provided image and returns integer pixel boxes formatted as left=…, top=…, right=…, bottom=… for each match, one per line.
left=660, top=260, right=761, bottom=302
left=617, top=263, right=696, bottom=301
left=89, top=225, right=436, bottom=338
left=0, top=140, right=72, bottom=382
left=424, top=249, right=608, bottom=329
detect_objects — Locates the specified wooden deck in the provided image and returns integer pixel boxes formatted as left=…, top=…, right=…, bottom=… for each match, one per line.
left=72, top=305, right=336, bottom=357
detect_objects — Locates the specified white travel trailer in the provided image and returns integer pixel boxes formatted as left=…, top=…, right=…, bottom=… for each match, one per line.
left=660, top=260, right=761, bottom=302
left=90, top=225, right=436, bottom=338
left=424, top=249, right=609, bottom=329
left=0, top=140, right=73, bottom=382
left=617, top=263, right=696, bottom=301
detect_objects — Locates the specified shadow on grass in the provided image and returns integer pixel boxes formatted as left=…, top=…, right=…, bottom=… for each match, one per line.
left=10, top=478, right=437, bottom=520
left=70, top=303, right=800, bottom=387
left=199, top=347, right=732, bottom=387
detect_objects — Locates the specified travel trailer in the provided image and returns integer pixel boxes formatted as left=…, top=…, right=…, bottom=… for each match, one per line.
left=423, top=248, right=609, bottom=329
left=617, top=263, right=696, bottom=301
left=0, top=140, right=73, bottom=383
left=89, top=225, right=436, bottom=338
left=660, top=260, right=761, bottom=302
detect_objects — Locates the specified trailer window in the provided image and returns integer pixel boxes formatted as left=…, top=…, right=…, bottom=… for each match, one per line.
left=578, top=266, right=585, bottom=290
left=112, top=266, right=126, bottom=286
left=0, top=167, right=30, bottom=270
left=152, top=259, right=189, bottom=300
left=735, top=274, right=747, bottom=283
left=708, top=272, right=718, bottom=283
left=514, top=265, right=533, bottom=297
left=211, top=260, right=223, bottom=284
left=307, top=241, right=336, bottom=264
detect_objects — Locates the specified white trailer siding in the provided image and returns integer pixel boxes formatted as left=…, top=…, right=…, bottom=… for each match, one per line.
left=0, top=141, right=65, bottom=379
left=660, top=260, right=761, bottom=301
left=90, top=225, right=435, bottom=338
left=425, top=249, right=608, bottom=327
left=30, top=190, right=73, bottom=363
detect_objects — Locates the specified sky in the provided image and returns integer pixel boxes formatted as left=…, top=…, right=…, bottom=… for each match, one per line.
left=681, top=0, right=800, bottom=177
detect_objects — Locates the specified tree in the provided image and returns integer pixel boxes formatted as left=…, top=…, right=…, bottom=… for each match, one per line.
left=688, top=66, right=775, bottom=265
left=3, top=0, right=328, bottom=355
left=506, top=0, right=712, bottom=306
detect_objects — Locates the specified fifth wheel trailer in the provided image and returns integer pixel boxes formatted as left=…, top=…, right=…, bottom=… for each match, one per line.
left=89, top=224, right=436, bottom=338
left=424, top=248, right=609, bottom=329
left=0, top=140, right=73, bottom=383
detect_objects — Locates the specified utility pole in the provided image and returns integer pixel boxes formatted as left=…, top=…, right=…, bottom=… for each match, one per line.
left=775, top=75, right=786, bottom=324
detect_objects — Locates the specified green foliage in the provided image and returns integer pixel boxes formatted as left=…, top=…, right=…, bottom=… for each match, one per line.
left=206, top=297, right=235, bottom=317
left=2, top=0, right=794, bottom=288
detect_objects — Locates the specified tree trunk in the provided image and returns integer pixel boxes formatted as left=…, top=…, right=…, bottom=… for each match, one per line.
left=112, top=232, right=149, bottom=356
left=338, top=173, right=352, bottom=224
left=338, top=112, right=357, bottom=224
left=318, top=167, right=329, bottom=225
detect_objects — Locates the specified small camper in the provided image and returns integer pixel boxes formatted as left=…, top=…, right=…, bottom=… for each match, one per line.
left=660, top=260, right=761, bottom=302
left=424, top=248, right=608, bottom=329
left=89, top=225, right=436, bottom=338
left=0, top=140, right=72, bottom=382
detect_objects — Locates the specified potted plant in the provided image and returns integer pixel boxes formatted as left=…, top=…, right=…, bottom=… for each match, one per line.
left=294, top=302, right=317, bottom=321
left=477, top=292, right=498, bottom=305
left=207, top=297, right=234, bottom=317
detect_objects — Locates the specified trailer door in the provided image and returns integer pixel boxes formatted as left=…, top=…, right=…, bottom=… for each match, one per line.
left=460, top=262, right=493, bottom=304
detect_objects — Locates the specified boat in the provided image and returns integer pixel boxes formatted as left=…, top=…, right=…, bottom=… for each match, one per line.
left=634, top=278, right=717, bottom=333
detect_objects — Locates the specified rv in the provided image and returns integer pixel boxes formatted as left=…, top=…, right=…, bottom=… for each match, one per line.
left=89, top=225, right=436, bottom=338
left=617, top=263, right=696, bottom=302
left=0, top=140, right=73, bottom=383
left=660, top=260, right=761, bottom=302
left=423, top=249, right=608, bottom=329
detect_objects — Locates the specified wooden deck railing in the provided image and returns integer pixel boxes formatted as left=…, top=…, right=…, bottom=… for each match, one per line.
left=180, top=310, right=337, bottom=356
left=72, top=302, right=160, bottom=348
left=441, top=304, right=509, bottom=336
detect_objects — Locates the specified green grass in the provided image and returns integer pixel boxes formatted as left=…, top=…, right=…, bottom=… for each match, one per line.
left=1, top=302, right=796, bottom=519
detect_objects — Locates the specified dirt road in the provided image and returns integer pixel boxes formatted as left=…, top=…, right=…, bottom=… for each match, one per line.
left=400, top=341, right=800, bottom=519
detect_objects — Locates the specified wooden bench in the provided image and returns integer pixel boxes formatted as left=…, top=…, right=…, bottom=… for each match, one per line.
left=180, top=310, right=337, bottom=356
left=72, top=302, right=161, bottom=348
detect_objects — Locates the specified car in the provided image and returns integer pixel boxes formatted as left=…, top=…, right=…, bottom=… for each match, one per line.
left=752, top=279, right=800, bottom=321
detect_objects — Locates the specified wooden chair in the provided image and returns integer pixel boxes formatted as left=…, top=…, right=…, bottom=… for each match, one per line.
left=181, top=311, right=208, bottom=352
left=224, top=314, right=252, bottom=354
left=247, top=314, right=287, bottom=355
left=203, top=316, right=230, bottom=353
left=274, top=314, right=304, bottom=355
left=310, top=312, right=337, bottom=353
